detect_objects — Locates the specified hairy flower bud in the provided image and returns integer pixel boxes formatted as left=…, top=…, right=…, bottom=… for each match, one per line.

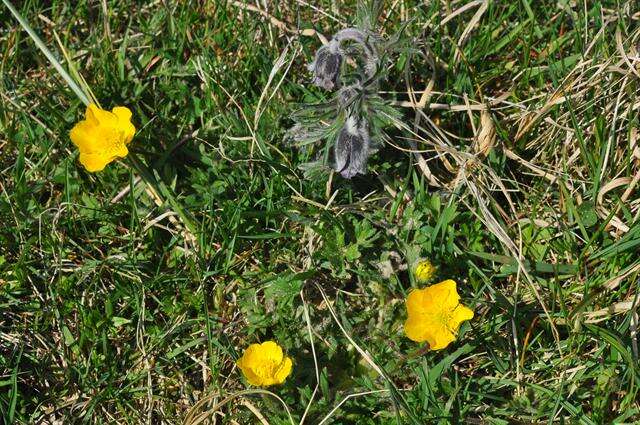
left=334, top=116, right=371, bottom=178
left=334, top=28, right=379, bottom=79
left=309, top=40, right=342, bottom=90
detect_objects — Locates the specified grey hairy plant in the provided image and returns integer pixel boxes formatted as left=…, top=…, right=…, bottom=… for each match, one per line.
left=334, top=116, right=370, bottom=179
left=288, top=5, right=404, bottom=180
left=309, top=40, right=342, bottom=90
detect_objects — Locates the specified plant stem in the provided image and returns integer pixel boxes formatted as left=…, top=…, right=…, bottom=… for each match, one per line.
left=127, top=153, right=199, bottom=244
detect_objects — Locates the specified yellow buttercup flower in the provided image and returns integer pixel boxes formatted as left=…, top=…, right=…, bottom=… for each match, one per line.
left=237, top=341, right=293, bottom=386
left=69, top=104, right=136, bottom=172
left=404, top=280, right=474, bottom=350
left=414, top=259, right=436, bottom=282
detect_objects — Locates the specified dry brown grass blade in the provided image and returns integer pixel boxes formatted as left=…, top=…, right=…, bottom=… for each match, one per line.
left=621, top=168, right=640, bottom=203
left=299, top=289, right=320, bottom=425
left=615, top=26, right=640, bottom=79
left=182, top=389, right=294, bottom=425
left=604, top=263, right=640, bottom=291
left=453, top=0, right=489, bottom=64
left=596, top=177, right=634, bottom=234
left=514, top=89, right=574, bottom=141
left=598, top=178, right=632, bottom=205
left=229, top=1, right=327, bottom=43
left=240, top=399, right=270, bottom=425
left=462, top=178, right=563, bottom=354
left=143, top=185, right=198, bottom=249
left=404, top=42, right=442, bottom=187
left=439, top=0, right=485, bottom=28
left=631, top=127, right=640, bottom=160
left=402, top=71, right=565, bottom=358
left=583, top=300, right=639, bottom=323
left=396, top=31, right=562, bottom=362
left=254, top=43, right=299, bottom=132
left=472, top=110, right=495, bottom=158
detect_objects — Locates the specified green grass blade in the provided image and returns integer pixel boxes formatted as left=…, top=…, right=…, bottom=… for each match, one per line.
left=2, top=0, right=90, bottom=105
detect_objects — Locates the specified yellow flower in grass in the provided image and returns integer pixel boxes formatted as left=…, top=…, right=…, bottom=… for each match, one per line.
left=70, top=104, right=136, bottom=172
left=237, top=341, right=293, bottom=386
left=404, top=280, right=474, bottom=350
left=414, top=259, right=436, bottom=282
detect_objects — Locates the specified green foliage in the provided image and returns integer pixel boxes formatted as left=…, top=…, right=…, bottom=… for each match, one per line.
left=1, top=0, right=639, bottom=424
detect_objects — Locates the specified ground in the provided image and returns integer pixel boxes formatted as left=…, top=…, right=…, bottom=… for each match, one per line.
left=1, top=1, right=640, bottom=424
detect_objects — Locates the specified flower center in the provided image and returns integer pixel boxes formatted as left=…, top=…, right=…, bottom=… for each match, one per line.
left=253, top=359, right=279, bottom=381
left=104, top=130, right=126, bottom=156
left=438, top=308, right=454, bottom=330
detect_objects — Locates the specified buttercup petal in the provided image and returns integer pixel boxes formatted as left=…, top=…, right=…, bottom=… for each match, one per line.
left=449, top=304, right=474, bottom=331
left=122, top=121, right=136, bottom=144
left=112, top=106, right=136, bottom=144
left=429, top=280, right=460, bottom=310
left=89, top=104, right=118, bottom=126
left=78, top=152, right=110, bottom=172
left=243, top=369, right=265, bottom=386
left=69, top=121, right=97, bottom=152
left=237, top=356, right=264, bottom=386
left=429, top=327, right=456, bottom=350
left=404, top=280, right=473, bottom=350
left=260, top=341, right=284, bottom=364
left=84, top=104, right=101, bottom=125
left=116, top=144, right=129, bottom=159
left=236, top=349, right=251, bottom=369
left=404, top=316, right=435, bottom=346
left=406, top=286, right=440, bottom=316
left=112, top=106, right=132, bottom=121
left=274, top=356, right=293, bottom=384
left=405, top=289, right=426, bottom=316
left=239, top=343, right=262, bottom=365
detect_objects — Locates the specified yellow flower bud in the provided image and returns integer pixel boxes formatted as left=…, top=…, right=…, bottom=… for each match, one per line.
left=414, top=259, right=436, bottom=282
